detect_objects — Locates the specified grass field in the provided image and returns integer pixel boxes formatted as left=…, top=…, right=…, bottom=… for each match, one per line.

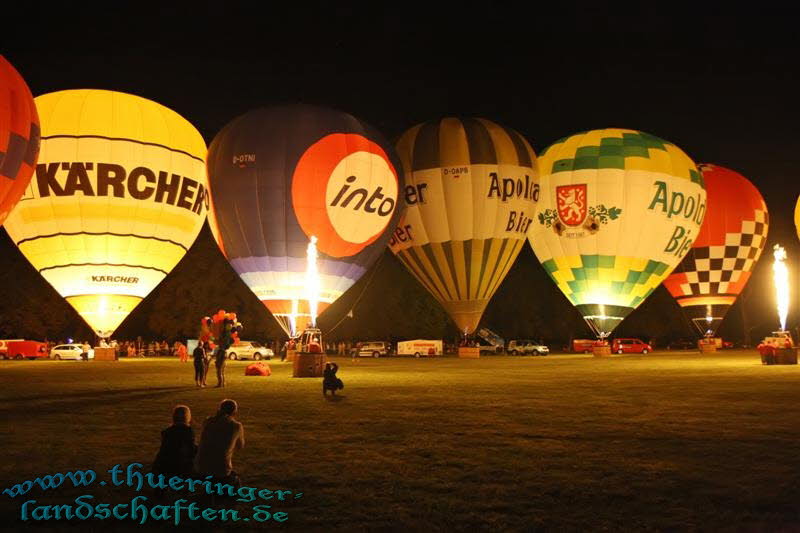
left=1, top=351, right=800, bottom=531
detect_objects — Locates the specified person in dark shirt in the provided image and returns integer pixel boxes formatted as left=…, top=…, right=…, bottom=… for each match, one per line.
left=153, top=405, right=197, bottom=477
left=193, top=343, right=206, bottom=387
left=215, top=346, right=227, bottom=388
left=152, top=405, right=197, bottom=497
left=195, top=399, right=245, bottom=489
left=202, top=342, right=212, bottom=387
left=322, top=362, right=344, bottom=397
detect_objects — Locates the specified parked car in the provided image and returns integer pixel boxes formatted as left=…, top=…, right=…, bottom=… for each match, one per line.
left=358, top=341, right=391, bottom=358
left=507, top=340, right=549, bottom=356
left=572, top=339, right=595, bottom=353
left=611, top=338, right=652, bottom=354
left=4, top=340, right=48, bottom=360
left=668, top=338, right=695, bottom=350
left=51, top=344, right=95, bottom=360
left=227, top=341, right=273, bottom=360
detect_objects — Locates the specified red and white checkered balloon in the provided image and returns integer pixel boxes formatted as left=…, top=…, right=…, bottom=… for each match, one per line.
left=663, top=164, right=769, bottom=335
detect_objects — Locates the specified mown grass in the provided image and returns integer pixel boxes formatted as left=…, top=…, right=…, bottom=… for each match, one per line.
left=1, top=351, right=799, bottom=531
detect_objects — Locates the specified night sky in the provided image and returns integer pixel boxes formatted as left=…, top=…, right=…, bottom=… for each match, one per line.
left=2, top=5, right=799, bottom=342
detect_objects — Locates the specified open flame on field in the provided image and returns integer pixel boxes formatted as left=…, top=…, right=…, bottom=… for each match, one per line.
left=306, top=235, right=321, bottom=328
left=289, top=299, right=298, bottom=337
left=773, top=244, right=789, bottom=331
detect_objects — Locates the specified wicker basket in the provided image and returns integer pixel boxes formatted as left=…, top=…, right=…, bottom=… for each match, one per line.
left=593, top=345, right=612, bottom=357
left=458, top=347, right=480, bottom=359
left=292, top=353, right=326, bottom=377
left=94, top=347, right=117, bottom=361
left=772, top=348, right=797, bottom=365
left=699, top=342, right=717, bottom=354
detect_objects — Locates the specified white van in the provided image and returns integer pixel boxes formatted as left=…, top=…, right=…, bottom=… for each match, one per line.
left=397, top=339, right=442, bottom=358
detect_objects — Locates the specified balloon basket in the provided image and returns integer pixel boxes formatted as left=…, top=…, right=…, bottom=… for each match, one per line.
left=761, top=348, right=797, bottom=365
left=698, top=341, right=717, bottom=354
left=292, top=352, right=326, bottom=377
left=458, top=347, right=480, bottom=359
left=286, top=349, right=297, bottom=362
left=94, top=347, right=116, bottom=361
left=592, top=345, right=611, bottom=358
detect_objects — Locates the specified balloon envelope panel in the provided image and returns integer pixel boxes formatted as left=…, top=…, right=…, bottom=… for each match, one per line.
left=0, top=56, right=40, bottom=226
left=206, top=105, right=404, bottom=336
left=529, top=128, right=705, bottom=336
left=663, top=163, right=768, bottom=335
left=388, top=118, right=539, bottom=334
left=4, top=90, right=209, bottom=337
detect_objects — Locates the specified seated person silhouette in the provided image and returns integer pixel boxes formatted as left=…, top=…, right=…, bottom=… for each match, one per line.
left=152, top=405, right=197, bottom=498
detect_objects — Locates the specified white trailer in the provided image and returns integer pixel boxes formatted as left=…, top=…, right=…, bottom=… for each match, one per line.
left=397, top=339, right=442, bottom=358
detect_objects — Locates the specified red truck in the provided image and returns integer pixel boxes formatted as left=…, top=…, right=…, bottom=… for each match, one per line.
left=4, top=340, right=49, bottom=360
left=0, top=339, right=24, bottom=358
left=572, top=339, right=596, bottom=353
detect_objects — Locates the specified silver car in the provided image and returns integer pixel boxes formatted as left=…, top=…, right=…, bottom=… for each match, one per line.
left=226, top=341, right=273, bottom=361
left=51, top=344, right=95, bottom=360
left=507, top=340, right=549, bottom=356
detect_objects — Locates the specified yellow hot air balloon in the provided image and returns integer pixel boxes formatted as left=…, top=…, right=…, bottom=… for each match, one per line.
left=528, top=128, right=706, bottom=337
left=794, top=195, right=800, bottom=242
left=388, top=117, right=539, bottom=334
left=4, top=90, right=208, bottom=337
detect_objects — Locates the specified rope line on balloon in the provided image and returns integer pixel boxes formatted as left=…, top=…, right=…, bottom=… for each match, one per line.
left=323, top=251, right=388, bottom=336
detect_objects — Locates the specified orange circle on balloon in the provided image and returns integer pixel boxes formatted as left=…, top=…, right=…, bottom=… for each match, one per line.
left=292, top=133, right=399, bottom=258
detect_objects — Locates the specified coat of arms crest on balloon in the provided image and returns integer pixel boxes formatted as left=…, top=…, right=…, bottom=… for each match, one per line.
left=556, top=184, right=587, bottom=226
left=538, top=183, right=622, bottom=236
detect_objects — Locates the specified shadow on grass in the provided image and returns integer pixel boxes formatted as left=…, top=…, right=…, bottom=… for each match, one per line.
left=324, top=395, right=347, bottom=402
left=4, top=386, right=190, bottom=403
left=0, top=386, right=192, bottom=417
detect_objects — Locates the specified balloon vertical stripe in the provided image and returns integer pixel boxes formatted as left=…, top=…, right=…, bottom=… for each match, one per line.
left=390, top=117, right=538, bottom=334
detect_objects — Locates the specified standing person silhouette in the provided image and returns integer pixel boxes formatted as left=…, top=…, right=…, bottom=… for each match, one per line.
left=202, top=342, right=212, bottom=386
left=280, top=340, right=288, bottom=362
left=177, top=341, right=188, bottom=363
left=215, top=346, right=227, bottom=388
left=193, top=342, right=206, bottom=387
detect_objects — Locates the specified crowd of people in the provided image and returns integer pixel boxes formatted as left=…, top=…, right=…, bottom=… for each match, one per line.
left=110, top=340, right=186, bottom=358
left=40, top=338, right=465, bottom=358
